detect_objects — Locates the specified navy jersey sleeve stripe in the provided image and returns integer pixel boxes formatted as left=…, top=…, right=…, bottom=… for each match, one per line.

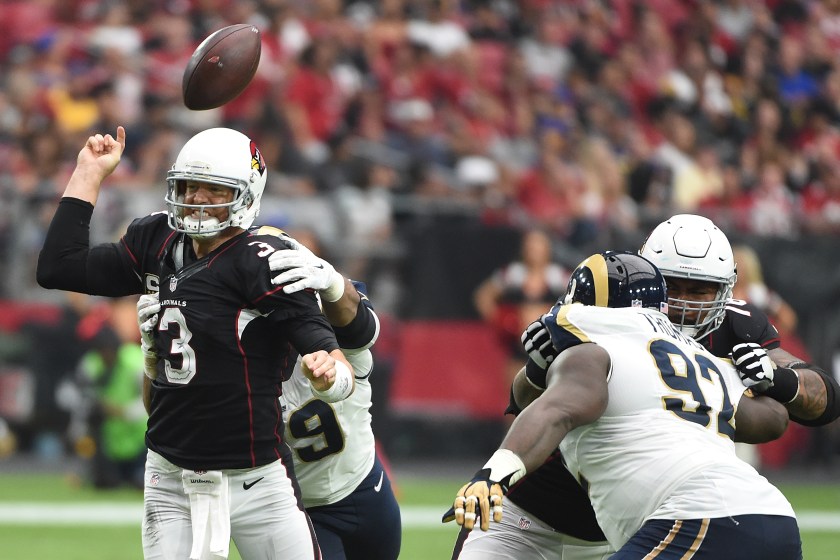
left=119, top=237, right=139, bottom=266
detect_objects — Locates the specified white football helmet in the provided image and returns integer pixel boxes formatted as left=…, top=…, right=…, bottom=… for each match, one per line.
left=639, top=214, right=737, bottom=339
left=165, top=128, right=267, bottom=239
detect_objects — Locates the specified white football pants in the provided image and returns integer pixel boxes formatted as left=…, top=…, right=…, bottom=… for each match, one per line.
left=142, top=450, right=318, bottom=560
left=457, top=500, right=614, bottom=560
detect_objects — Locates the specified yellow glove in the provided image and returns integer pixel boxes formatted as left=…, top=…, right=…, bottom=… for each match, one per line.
left=442, top=449, right=526, bottom=531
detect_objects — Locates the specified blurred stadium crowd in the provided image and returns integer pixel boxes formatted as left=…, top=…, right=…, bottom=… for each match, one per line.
left=1, top=0, right=840, bottom=465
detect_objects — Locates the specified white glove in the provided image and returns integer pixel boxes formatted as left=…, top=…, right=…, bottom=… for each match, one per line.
left=137, top=294, right=160, bottom=379
left=268, top=237, right=345, bottom=302
left=731, top=342, right=774, bottom=392
left=521, top=318, right=557, bottom=370
left=137, top=294, right=160, bottom=349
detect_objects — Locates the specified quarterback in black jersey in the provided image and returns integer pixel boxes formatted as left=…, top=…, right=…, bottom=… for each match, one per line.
left=451, top=214, right=837, bottom=560
left=38, top=126, right=351, bottom=560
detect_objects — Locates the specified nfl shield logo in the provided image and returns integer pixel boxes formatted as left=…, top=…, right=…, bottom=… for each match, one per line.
left=169, top=276, right=178, bottom=291
left=518, top=517, right=531, bottom=530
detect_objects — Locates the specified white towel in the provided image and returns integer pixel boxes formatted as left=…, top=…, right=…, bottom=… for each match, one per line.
left=181, top=469, right=231, bottom=560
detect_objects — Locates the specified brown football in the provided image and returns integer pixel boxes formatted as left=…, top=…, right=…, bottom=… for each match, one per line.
left=182, top=24, right=261, bottom=110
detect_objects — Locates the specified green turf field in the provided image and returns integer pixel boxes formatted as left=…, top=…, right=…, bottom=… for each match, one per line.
left=0, top=473, right=838, bottom=559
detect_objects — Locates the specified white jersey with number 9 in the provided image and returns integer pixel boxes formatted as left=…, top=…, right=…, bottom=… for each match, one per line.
left=280, top=348, right=376, bottom=507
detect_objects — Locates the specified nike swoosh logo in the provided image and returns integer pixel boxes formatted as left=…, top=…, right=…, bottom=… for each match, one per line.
left=373, top=472, right=384, bottom=493
left=243, top=477, right=264, bottom=490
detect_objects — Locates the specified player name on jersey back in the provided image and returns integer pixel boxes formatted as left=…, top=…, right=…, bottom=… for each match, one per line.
left=550, top=305, right=796, bottom=549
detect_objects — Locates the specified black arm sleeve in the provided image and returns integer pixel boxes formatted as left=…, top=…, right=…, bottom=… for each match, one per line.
left=789, top=365, right=840, bottom=427
left=333, top=299, right=378, bottom=351
left=37, top=197, right=139, bottom=296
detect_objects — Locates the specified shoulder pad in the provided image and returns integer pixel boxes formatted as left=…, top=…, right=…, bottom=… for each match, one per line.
left=723, top=299, right=780, bottom=348
left=543, top=304, right=592, bottom=354
left=252, top=225, right=289, bottom=238
left=129, top=211, right=170, bottom=229
left=246, top=228, right=295, bottom=250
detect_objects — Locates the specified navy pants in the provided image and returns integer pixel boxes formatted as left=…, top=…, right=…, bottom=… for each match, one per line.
left=307, top=455, right=401, bottom=560
left=611, top=514, right=802, bottom=559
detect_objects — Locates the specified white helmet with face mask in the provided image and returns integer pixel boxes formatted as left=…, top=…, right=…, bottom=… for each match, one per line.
left=165, top=128, right=267, bottom=239
left=639, top=214, right=737, bottom=339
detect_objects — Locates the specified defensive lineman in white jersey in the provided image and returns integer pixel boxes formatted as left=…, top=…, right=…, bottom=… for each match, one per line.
left=269, top=239, right=401, bottom=560
left=449, top=251, right=801, bottom=559
left=551, top=303, right=795, bottom=549
left=282, top=341, right=377, bottom=507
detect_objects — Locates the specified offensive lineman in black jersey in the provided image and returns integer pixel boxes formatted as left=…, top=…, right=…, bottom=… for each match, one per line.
left=37, top=126, right=352, bottom=559
left=450, top=214, right=838, bottom=559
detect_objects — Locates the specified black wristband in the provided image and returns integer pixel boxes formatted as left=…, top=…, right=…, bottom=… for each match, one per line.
left=524, top=359, right=548, bottom=390
left=504, top=385, right=522, bottom=416
left=762, top=367, right=800, bottom=404
left=333, top=300, right=377, bottom=354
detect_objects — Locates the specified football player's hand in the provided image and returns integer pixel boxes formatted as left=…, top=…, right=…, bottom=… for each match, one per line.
left=268, top=238, right=345, bottom=302
left=137, top=294, right=160, bottom=351
left=442, top=468, right=505, bottom=531
left=301, top=350, right=336, bottom=392
left=137, top=294, right=160, bottom=380
left=732, top=342, right=774, bottom=392
left=521, top=317, right=557, bottom=370
left=77, top=127, right=126, bottom=182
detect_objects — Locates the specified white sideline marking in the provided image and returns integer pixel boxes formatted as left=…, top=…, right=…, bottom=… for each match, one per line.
left=0, top=504, right=838, bottom=531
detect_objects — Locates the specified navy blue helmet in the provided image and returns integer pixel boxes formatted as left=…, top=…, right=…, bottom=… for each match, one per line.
left=564, top=251, right=668, bottom=312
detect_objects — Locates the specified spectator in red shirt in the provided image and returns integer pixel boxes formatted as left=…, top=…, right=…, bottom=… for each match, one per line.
left=284, top=37, right=353, bottom=158
left=515, top=128, right=598, bottom=244
left=743, top=160, right=798, bottom=236
left=697, top=161, right=753, bottom=233
left=800, top=161, right=840, bottom=235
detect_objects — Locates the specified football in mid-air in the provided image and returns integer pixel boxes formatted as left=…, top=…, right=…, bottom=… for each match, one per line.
left=182, top=24, right=261, bottom=110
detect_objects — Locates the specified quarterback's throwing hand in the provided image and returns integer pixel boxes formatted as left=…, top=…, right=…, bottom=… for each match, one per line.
left=732, top=342, right=774, bottom=392
left=78, top=126, right=126, bottom=182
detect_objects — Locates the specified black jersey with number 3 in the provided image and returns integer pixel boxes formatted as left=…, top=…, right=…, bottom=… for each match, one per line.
left=505, top=301, right=782, bottom=540
left=117, top=214, right=339, bottom=470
